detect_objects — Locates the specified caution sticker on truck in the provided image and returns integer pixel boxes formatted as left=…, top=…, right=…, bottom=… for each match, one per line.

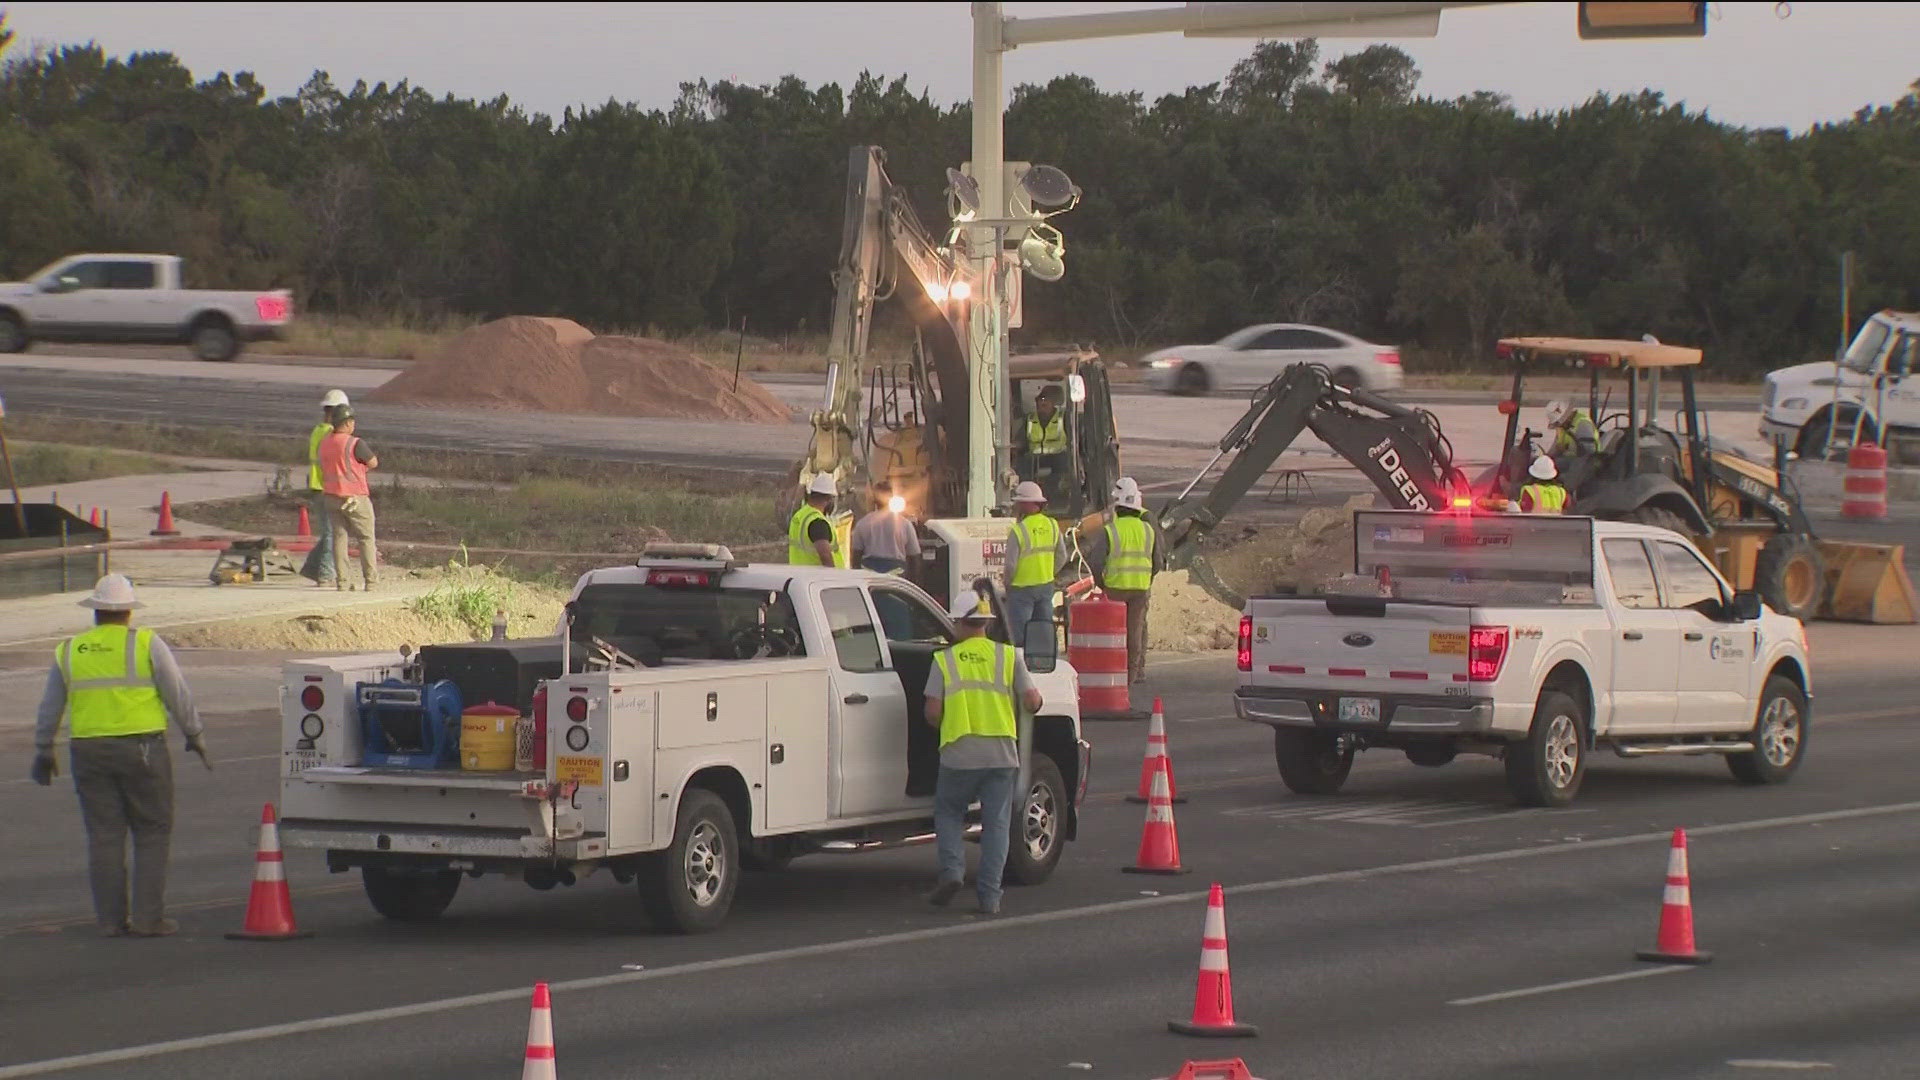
left=1428, top=631, right=1468, bottom=655
left=555, top=755, right=603, bottom=787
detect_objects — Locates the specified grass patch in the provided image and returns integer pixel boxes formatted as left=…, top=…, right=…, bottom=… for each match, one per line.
left=2, top=441, right=198, bottom=487
left=408, top=563, right=526, bottom=638
left=252, top=312, right=480, bottom=361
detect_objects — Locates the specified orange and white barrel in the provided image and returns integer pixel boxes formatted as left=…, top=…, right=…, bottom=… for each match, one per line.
left=1843, top=442, right=1888, bottom=520
left=1069, top=594, right=1131, bottom=718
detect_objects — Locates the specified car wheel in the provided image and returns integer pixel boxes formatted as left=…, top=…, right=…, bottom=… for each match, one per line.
left=361, top=866, right=461, bottom=922
left=1175, top=364, right=1210, bottom=396
left=1753, top=533, right=1825, bottom=622
left=1274, top=728, right=1353, bottom=795
left=637, top=788, right=738, bottom=934
left=1727, top=676, right=1807, bottom=785
left=1332, top=366, right=1363, bottom=391
left=1005, top=754, right=1067, bottom=885
left=190, top=318, right=240, bottom=362
left=1505, top=690, right=1586, bottom=807
left=0, top=312, right=27, bottom=354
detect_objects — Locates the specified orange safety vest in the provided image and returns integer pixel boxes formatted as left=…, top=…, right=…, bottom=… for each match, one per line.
left=319, top=432, right=370, bottom=497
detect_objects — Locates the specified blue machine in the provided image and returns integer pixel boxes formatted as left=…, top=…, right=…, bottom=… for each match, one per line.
left=355, top=678, right=464, bottom=769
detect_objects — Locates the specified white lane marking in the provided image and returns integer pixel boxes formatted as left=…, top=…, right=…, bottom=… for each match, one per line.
left=1447, top=965, right=1690, bottom=1006
left=4, top=798, right=1920, bottom=1078
left=1727, top=1061, right=1835, bottom=1071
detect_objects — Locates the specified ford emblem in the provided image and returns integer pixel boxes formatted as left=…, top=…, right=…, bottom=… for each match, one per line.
left=1343, top=632, right=1375, bottom=648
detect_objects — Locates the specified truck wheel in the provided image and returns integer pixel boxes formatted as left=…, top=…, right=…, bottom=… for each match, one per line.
left=190, top=318, right=240, bottom=362
left=1005, top=754, right=1067, bottom=886
left=1728, top=676, right=1808, bottom=785
left=1753, top=534, right=1825, bottom=622
left=1175, top=364, right=1210, bottom=396
left=1506, top=690, right=1586, bottom=807
left=1274, top=728, right=1353, bottom=795
left=361, top=866, right=461, bottom=922
left=638, top=789, right=738, bottom=934
left=1623, top=506, right=1697, bottom=544
left=0, top=312, right=27, bottom=353
left=1332, top=366, right=1363, bottom=391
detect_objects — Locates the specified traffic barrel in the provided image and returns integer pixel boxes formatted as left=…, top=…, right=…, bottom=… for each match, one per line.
left=1843, top=442, right=1888, bottom=519
left=1069, top=593, right=1132, bottom=718
left=1636, top=828, right=1711, bottom=964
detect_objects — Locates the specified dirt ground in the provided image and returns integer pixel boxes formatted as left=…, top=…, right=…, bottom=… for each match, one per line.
left=165, top=572, right=568, bottom=653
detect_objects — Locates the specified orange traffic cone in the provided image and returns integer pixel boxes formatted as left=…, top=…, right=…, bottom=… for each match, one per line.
left=1170, top=883, right=1258, bottom=1037
left=226, top=803, right=313, bottom=940
left=522, top=982, right=557, bottom=1080
left=88, top=506, right=100, bottom=527
left=1123, top=766, right=1190, bottom=875
left=1128, top=697, right=1186, bottom=805
left=1637, top=828, right=1711, bottom=964
left=150, top=491, right=180, bottom=537
left=296, top=503, right=313, bottom=538
left=1161, top=1060, right=1264, bottom=1080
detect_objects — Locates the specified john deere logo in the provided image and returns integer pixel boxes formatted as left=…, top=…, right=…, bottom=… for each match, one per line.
left=1343, top=633, right=1375, bottom=648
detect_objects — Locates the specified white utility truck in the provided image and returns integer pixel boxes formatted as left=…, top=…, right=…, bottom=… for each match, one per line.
left=1235, top=511, right=1810, bottom=807
left=0, top=253, right=293, bottom=361
left=1759, top=309, right=1920, bottom=459
left=278, top=545, right=1087, bottom=933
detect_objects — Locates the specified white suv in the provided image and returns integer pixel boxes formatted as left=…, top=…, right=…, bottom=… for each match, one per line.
left=1759, top=309, right=1920, bottom=457
left=1141, top=323, right=1403, bottom=396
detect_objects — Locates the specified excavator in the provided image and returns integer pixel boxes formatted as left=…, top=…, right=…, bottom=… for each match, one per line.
left=787, top=146, right=1122, bottom=607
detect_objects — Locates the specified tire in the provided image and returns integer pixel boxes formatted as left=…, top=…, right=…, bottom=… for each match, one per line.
left=1796, top=412, right=1875, bottom=461
left=1175, top=364, right=1210, bottom=396
left=1505, top=690, right=1586, bottom=807
left=190, top=318, right=240, bottom=362
left=1753, top=533, right=1825, bottom=621
left=1332, top=366, right=1363, bottom=391
left=361, top=866, right=461, bottom=922
left=1273, top=728, right=1354, bottom=795
left=1404, top=744, right=1457, bottom=768
left=0, top=312, right=27, bottom=353
left=1727, top=675, right=1808, bottom=785
left=1623, top=505, right=1703, bottom=549
left=1004, top=754, right=1067, bottom=886
left=638, top=788, right=739, bottom=934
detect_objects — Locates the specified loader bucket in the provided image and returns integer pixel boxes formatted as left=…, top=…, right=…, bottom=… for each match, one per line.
left=1817, top=541, right=1919, bottom=624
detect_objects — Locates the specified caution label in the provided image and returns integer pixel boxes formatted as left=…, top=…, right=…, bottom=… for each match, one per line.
left=554, top=755, right=603, bottom=787
left=1429, top=631, right=1468, bottom=656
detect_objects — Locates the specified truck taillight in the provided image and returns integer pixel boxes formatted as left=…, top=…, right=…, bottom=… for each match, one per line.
left=566, top=695, right=589, bottom=722
left=1236, top=616, right=1253, bottom=672
left=1377, top=349, right=1401, bottom=366
left=647, top=568, right=713, bottom=587
left=256, top=294, right=291, bottom=321
left=1468, top=625, right=1509, bottom=682
left=300, top=685, right=324, bottom=711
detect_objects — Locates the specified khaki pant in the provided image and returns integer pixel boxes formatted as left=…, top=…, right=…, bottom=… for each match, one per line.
left=324, top=493, right=377, bottom=588
left=70, top=733, right=174, bottom=933
left=1106, top=586, right=1150, bottom=681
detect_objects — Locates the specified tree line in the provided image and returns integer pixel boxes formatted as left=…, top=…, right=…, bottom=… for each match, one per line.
left=1, top=20, right=1916, bottom=371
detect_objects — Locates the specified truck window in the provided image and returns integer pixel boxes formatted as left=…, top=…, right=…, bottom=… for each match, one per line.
left=869, top=585, right=950, bottom=645
left=821, top=587, right=886, bottom=672
left=50, top=261, right=107, bottom=290
left=1654, top=541, right=1725, bottom=614
left=104, top=261, right=157, bottom=289
left=1842, top=318, right=1892, bottom=374
left=1601, top=539, right=1660, bottom=609
left=570, top=582, right=805, bottom=664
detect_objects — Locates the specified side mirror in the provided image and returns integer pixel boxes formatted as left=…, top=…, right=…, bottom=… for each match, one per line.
left=1729, top=590, right=1763, bottom=622
left=1066, top=373, right=1087, bottom=404
left=1022, top=615, right=1057, bottom=673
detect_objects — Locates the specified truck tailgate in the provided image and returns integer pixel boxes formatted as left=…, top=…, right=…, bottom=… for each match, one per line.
left=1245, top=595, right=1473, bottom=700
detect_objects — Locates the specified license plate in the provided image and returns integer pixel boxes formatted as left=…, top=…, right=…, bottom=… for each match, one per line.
left=286, top=749, right=322, bottom=776
left=1338, top=697, right=1382, bottom=724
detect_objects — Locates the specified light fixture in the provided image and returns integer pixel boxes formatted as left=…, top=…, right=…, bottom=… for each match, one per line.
left=1019, top=164, right=1080, bottom=213
left=1018, top=224, right=1065, bottom=283
left=887, top=495, right=907, bottom=514
left=947, top=167, right=981, bottom=222
left=948, top=279, right=972, bottom=302
left=924, top=279, right=949, bottom=304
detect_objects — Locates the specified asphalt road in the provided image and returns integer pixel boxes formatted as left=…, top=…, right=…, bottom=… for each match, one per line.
left=2, top=634, right=1917, bottom=1080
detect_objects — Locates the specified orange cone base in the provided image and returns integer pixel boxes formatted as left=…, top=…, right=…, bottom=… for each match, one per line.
left=1123, top=864, right=1193, bottom=876
left=1636, top=948, right=1711, bottom=965
left=1168, top=1018, right=1259, bottom=1038
left=1161, top=1060, right=1263, bottom=1080
left=226, top=928, right=314, bottom=941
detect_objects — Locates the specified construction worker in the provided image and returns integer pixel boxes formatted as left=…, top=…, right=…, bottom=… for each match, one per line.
left=30, top=574, right=207, bottom=938
left=1086, top=476, right=1162, bottom=683
left=299, top=389, right=349, bottom=586
left=788, top=474, right=843, bottom=567
left=1517, top=455, right=1570, bottom=514
left=1544, top=399, right=1599, bottom=468
left=849, top=480, right=919, bottom=575
left=319, top=406, right=380, bottom=591
left=1019, top=386, right=1069, bottom=504
left=923, top=593, right=1043, bottom=916
left=1002, top=480, right=1064, bottom=635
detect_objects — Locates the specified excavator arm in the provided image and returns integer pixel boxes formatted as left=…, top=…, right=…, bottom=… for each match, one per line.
left=1158, top=365, right=1467, bottom=568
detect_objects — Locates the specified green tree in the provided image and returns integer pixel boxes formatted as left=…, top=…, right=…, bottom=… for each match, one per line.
left=1223, top=39, right=1321, bottom=112
left=1324, top=45, right=1420, bottom=104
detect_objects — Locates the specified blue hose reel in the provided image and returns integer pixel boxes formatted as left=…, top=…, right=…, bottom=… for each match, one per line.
left=355, top=678, right=463, bottom=769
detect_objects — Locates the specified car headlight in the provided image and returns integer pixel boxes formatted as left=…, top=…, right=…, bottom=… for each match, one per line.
left=1149, top=358, right=1181, bottom=369
left=1777, top=397, right=1808, bottom=411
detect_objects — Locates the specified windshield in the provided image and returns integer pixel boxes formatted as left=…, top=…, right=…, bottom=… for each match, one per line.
left=1841, top=318, right=1893, bottom=374
left=570, top=582, right=806, bottom=665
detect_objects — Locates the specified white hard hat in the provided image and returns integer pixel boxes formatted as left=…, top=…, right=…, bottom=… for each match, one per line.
left=948, top=593, right=997, bottom=622
left=807, top=474, right=838, bottom=497
left=1012, top=481, right=1046, bottom=504
left=79, top=573, right=143, bottom=611
left=1116, top=490, right=1144, bottom=511
left=1112, top=476, right=1141, bottom=497
left=1544, top=399, right=1569, bottom=426
left=321, top=389, right=349, bottom=408
left=1529, top=455, right=1559, bottom=481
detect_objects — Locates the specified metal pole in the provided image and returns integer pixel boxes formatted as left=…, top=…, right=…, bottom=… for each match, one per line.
left=1825, top=251, right=1852, bottom=457
left=969, top=1, right=1007, bottom=517
left=0, top=407, right=27, bottom=535
left=731, top=316, right=747, bottom=394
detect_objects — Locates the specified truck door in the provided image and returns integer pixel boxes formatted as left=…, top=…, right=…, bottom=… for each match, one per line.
left=1598, top=539, right=1679, bottom=732
left=818, top=586, right=917, bottom=817
left=1651, top=539, right=1750, bottom=732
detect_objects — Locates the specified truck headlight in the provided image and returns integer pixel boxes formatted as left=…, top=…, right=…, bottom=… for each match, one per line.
left=1778, top=397, right=1808, bottom=411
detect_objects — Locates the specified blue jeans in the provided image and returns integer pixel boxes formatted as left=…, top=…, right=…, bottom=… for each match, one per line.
left=934, top=765, right=1020, bottom=906
left=1004, top=585, right=1055, bottom=639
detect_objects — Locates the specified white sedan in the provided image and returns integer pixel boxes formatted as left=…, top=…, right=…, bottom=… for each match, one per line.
left=1140, top=323, right=1403, bottom=395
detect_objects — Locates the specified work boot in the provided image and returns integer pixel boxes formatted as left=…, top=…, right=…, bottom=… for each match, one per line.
left=128, top=918, right=178, bottom=938
left=974, top=896, right=1001, bottom=916
left=98, top=922, right=129, bottom=938
left=926, top=879, right=962, bottom=908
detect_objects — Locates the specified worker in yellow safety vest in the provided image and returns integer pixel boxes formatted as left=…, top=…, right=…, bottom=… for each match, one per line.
left=31, top=575, right=208, bottom=938
left=788, top=473, right=844, bottom=567
left=1002, top=480, right=1065, bottom=636
left=1544, top=399, right=1599, bottom=469
left=300, top=388, right=349, bottom=586
left=1020, top=385, right=1069, bottom=504
left=1087, top=476, right=1163, bottom=683
left=1517, top=455, right=1570, bottom=514
left=923, top=593, right=1043, bottom=916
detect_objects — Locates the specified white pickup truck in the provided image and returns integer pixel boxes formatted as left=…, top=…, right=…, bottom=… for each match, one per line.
left=278, top=545, right=1087, bottom=933
left=1234, top=511, right=1810, bottom=807
left=0, top=253, right=293, bottom=361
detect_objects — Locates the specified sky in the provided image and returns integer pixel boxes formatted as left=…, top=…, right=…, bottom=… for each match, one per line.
left=3, top=2, right=1914, bottom=131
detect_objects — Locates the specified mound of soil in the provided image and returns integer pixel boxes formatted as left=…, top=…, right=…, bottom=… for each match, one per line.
left=576, top=335, right=790, bottom=423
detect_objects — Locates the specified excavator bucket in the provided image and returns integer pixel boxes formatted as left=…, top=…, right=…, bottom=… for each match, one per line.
left=1817, top=541, right=1919, bottom=624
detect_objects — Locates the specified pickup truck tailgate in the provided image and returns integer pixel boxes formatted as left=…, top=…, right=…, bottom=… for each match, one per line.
left=1245, top=595, right=1472, bottom=699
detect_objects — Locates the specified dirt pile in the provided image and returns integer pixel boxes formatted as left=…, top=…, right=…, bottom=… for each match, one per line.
left=1146, top=570, right=1241, bottom=652
left=370, top=317, right=791, bottom=424
left=1202, top=494, right=1374, bottom=604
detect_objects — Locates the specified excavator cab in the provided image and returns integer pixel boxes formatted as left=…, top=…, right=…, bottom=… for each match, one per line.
left=1008, top=348, right=1121, bottom=528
